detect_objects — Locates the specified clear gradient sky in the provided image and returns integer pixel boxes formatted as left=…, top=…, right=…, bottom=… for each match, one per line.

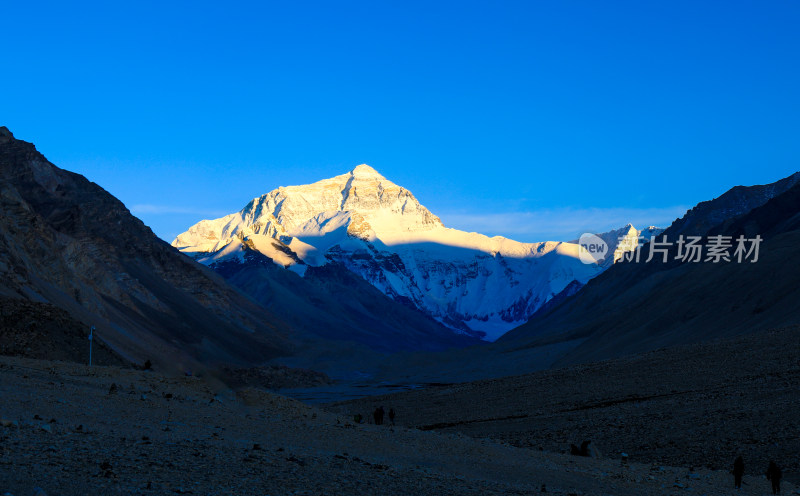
left=3, top=1, right=800, bottom=242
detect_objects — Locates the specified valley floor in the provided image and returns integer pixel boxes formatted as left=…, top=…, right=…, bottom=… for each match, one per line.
left=327, top=326, right=800, bottom=491
left=1, top=354, right=797, bottom=495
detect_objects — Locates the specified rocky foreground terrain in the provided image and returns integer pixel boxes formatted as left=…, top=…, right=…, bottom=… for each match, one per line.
left=328, top=326, right=800, bottom=490
left=2, top=353, right=798, bottom=495
left=0, top=298, right=125, bottom=367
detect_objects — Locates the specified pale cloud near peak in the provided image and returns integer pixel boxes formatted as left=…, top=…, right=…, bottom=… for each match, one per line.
left=439, top=206, right=690, bottom=243
left=130, top=204, right=230, bottom=218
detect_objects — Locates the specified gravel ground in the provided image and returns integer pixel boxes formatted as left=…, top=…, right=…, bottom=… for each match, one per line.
left=1, top=355, right=797, bottom=495
left=327, top=327, right=800, bottom=492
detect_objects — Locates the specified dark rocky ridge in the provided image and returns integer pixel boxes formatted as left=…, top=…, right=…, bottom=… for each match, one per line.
left=497, top=172, right=800, bottom=367
left=0, top=127, right=294, bottom=370
left=667, top=171, right=800, bottom=237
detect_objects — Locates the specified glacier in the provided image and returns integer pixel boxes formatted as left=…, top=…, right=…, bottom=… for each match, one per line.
left=173, top=164, right=659, bottom=341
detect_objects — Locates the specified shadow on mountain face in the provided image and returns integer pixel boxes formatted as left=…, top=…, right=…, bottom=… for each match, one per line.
left=212, top=249, right=483, bottom=353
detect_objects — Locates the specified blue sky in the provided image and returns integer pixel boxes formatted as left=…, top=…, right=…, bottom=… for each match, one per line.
left=3, top=1, right=800, bottom=242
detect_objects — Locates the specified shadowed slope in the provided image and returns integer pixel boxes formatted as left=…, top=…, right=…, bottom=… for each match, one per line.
left=0, top=127, right=293, bottom=370
left=212, top=249, right=481, bottom=353
left=498, top=174, right=800, bottom=367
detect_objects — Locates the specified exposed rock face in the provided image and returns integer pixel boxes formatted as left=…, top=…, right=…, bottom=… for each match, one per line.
left=0, top=127, right=293, bottom=369
left=175, top=164, right=634, bottom=340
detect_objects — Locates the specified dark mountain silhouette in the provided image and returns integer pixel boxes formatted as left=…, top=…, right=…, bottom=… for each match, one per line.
left=497, top=172, right=800, bottom=368
left=667, top=171, right=800, bottom=237
left=0, top=127, right=294, bottom=370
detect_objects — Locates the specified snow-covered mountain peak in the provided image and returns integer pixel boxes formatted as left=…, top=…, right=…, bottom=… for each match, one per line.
left=604, top=224, right=665, bottom=263
left=173, top=165, right=658, bottom=341
left=569, top=224, right=666, bottom=265
left=349, top=163, right=384, bottom=179
left=173, top=164, right=444, bottom=256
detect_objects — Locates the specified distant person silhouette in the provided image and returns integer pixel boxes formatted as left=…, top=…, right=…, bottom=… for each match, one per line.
left=733, top=455, right=744, bottom=489
left=388, top=408, right=395, bottom=425
left=569, top=440, right=593, bottom=457
left=766, top=460, right=782, bottom=494
left=373, top=406, right=385, bottom=425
